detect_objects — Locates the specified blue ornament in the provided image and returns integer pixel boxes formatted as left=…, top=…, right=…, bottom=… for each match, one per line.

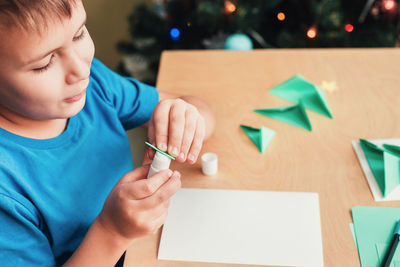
left=170, top=27, right=180, bottom=41
left=224, top=33, right=253, bottom=50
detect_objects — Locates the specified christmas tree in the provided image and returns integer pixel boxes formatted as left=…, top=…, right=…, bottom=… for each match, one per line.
left=117, top=0, right=400, bottom=84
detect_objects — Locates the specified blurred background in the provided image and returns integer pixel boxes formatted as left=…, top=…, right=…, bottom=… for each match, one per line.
left=86, top=0, right=400, bottom=85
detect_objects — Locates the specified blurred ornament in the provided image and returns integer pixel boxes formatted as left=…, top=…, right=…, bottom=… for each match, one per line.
left=277, top=12, right=286, bottom=21
left=224, top=33, right=253, bottom=50
left=382, top=0, right=397, bottom=11
left=170, top=27, right=181, bottom=41
left=224, top=1, right=237, bottom=14
left=371, top=6, right=380, bottom=16
left=345, top=24, right=354, bottom=32
left=307, top=27, right=317, bottom=39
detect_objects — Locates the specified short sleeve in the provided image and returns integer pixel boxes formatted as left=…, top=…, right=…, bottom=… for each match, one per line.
left=0, top=193, right=55, bottom=267
left=89, top=58, right=159, bottom=130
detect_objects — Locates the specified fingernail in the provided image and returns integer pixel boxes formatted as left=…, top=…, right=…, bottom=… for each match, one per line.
left=171, top=147, right=179, bottom=157
left=173, top=171, right=181, bottom=178
left=159, top=143, right=167, bottom=151
left=167, top=170, right=173, bottom=176
left=188, top=154, right=195, bottom=162
left=179, top=152, right=185, bottom=161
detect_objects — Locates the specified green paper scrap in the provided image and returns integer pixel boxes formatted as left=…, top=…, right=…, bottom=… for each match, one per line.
left=254, top=101, right=312, bottom=131
left=352, top=206, right=400, bottom=267
left=376, top=243, right=400, bottom=267
left=359, top=139, right=400, bottom=197
left=144, top=142, right=175, bottom=160
left=240, top=125, right=275, bottom=153
left=269, top=74, right=333, bottom=118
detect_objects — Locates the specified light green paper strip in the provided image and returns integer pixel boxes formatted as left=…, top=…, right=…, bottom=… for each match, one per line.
left=352, top=206, right=400, bottom=267
left=254, top=101, right=312, bottom=131
left=359, top=139, right=400, bottom=197
left=269, top=74, right=333, bottom=118
left=144, top=142, right=176, bottom=160
left=240, top=125, right=275, bottom=153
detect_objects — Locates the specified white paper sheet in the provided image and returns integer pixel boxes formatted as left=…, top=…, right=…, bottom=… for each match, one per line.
left=158, top=188, right=323, bottom=267
left=352, top=139, right=400, bottom=201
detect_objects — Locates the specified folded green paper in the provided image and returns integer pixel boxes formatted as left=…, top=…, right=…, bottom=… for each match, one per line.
left=359, top=139, right=400, bottom=197
left=254, top=101, right=312, bottom=131
left=269, top=74, right=333, bottom=118
left=240, top=125, right=275, bottom=153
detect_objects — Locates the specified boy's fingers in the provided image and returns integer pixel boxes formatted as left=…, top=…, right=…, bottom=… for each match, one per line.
left=117, top=165, right=150, bottom=185
left=123, top=169, right=173, bottom=200
left=148, top=210, right=169, bottom=234
left=179, top=107, right=199, bottom=162
left=140, top=171, right=181, bottom=209
left=187, top=118, right=205, bottom=164
left=167, top=101, right=186, bottom=158
left=154, top=102, right=171, bottom=152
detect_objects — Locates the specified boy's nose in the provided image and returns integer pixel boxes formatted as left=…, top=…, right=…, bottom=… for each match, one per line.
left=65, top=53, right=90, bottom=85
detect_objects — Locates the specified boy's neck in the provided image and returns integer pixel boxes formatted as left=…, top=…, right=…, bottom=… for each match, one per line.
left=0, top=112, right=68, bottom=139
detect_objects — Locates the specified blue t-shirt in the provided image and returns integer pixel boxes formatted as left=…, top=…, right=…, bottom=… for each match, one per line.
left=0, top=58, right=159, bottom=266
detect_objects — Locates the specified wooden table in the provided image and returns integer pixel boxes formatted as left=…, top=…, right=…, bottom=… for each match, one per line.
left=125, top=49, right=400, bottom=267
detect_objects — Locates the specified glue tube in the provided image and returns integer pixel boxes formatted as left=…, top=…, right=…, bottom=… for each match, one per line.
left=147, top=151, right=172, bottom=178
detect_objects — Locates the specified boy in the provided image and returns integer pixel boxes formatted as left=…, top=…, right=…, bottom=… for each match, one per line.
left=0, top=0, right=216, bottom=266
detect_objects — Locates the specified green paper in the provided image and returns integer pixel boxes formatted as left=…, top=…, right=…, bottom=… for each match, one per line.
left=384, top=144, right=400, bottom=157
left=352, top=206, right=400, bottom=267
left=254, top=101, right=312, bottom=131
left=376, top=243, right=400, bottom=267
left=269, top=74, right=333, bottom=118
left=144, top=142, right=176, bottom=160
left=359, top=139, right=400, bottom=197
left=240, top=125, right=275, bottom=153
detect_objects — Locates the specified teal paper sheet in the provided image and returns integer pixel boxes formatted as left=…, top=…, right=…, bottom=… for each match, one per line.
left=352, top=206, right=400, bottom=267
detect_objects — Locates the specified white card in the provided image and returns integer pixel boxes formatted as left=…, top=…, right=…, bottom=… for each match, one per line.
left=352, top=139, right=400, bottom=201
left=159, top=188, right=323, bottom=267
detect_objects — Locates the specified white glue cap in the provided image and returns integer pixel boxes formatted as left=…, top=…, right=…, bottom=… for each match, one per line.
left=201, top=152, right=218, bottom=176
left=152, top=151, right=172, bottom=170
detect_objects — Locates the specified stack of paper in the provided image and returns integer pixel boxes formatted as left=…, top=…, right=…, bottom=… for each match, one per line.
left=352, top=139, right=400, bottom=201
left=159, top=188, right=324, bottom=267
left=351, top=206, right=400, bottom=267
left=254, top=75, right=333, bottom=131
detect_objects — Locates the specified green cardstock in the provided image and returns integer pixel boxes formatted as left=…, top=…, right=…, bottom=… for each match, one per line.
left=240, top=125, right=275, bottom=153
left=269, top=74, right=333, bottom=118
left=144, top=142, right=176, bottom=160
left=254, top=101, right=312, bottom=131
left=359, top=139, right=400, bottom=197
left=376, top=243, right=400, bottom=267
left=352, top=206, right=400, bottom=267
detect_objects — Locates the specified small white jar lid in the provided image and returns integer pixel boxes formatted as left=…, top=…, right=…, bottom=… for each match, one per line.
left=201, top=152, right=218, bottom=176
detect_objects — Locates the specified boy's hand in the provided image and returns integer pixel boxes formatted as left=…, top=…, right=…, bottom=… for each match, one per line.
left=95, top=165, right=181, bottom=241
left=147, top=98, right=206, bottom=164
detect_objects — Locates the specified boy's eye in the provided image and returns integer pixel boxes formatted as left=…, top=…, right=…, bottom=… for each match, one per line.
left=33, top=55, right=55, bottom=73
left=73, top=27, right=86, bottom=41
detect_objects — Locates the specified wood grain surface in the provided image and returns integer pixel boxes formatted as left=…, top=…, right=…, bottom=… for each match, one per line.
left=124, top=48, right=400, bottom=267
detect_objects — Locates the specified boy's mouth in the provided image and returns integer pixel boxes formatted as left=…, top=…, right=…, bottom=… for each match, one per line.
left=64, top=79, right=89, bottom=103
left=64, top=88, right=86, bottom=103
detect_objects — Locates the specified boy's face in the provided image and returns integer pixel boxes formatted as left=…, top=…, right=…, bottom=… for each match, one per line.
left=0, top=0, right=94, bottom=121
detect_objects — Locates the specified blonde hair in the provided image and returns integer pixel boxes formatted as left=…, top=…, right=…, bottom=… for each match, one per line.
left=0, top=0, right=78, bottom=33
